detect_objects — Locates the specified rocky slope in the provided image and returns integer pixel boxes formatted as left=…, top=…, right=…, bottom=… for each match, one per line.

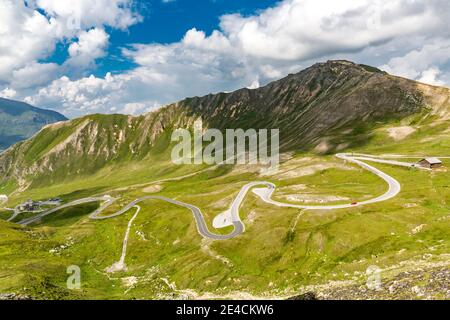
left=0, top=98, right=67, bottom=150
left=0, top=60, right=449, bottom=190
left=180, top=61, right=425, bottom=149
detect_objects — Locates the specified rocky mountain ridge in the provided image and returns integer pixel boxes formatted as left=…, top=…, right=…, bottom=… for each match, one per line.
left=0, top=60, right=449, bottom=190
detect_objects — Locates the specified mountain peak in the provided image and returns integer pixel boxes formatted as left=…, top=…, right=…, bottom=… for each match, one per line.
left=1, top=61, right=449, bottom=187
left=307, top=59, right=386, bottom=76
left=322, top=59, right=356, bottom=67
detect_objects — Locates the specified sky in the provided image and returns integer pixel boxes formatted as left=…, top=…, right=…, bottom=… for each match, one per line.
left=0, top=0, right=449, bottom=118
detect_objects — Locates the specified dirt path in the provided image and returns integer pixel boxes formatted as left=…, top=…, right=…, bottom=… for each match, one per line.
left=106, top=205, right=141, bottom=273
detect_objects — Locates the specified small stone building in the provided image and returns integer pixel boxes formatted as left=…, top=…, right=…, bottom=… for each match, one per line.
left=417, top=158, right=442, bottom=169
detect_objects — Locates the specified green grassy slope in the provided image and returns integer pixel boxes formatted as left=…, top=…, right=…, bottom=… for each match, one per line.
left=0, top=117, right=449, bottom=299
left=0, top=61, right=449, bottom=299
left=2, top=60, right=443, bottom=190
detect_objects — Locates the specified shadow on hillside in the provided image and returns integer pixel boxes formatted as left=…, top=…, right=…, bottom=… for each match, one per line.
left=59, top=187, right=107, bottom=202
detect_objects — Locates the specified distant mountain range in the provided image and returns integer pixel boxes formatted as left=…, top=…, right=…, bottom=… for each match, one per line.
left=0, top=98, right=67, bottom=151
left=0, top=60, right=449, bottom=189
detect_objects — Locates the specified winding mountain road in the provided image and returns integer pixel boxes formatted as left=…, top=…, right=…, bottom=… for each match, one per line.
left=14, top=153, right=437, bottom=241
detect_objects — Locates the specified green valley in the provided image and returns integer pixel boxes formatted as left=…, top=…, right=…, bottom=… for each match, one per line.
left=0, top=61, right=449, bottom=300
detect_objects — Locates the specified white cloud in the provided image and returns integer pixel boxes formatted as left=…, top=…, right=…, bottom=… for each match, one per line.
left=380, top=39, right=450, bottom=83
left=116, top=0, right=450, bottom=105
left=418, top=68, right=446, bottom=86
left=66, top=28, right=109, bottom=68
left=247, top=80, right=260, bottom=90
left=0, top=0, right=140, bottom=92
left=0, top=87, right=17, bottom=99
left=11, top=62, right=60, bottom=89
left=5, top=0, right=450, bottom=117
left=33, top=0, right=142, bottom=31
left=0, top=1, right=57, bottom=82
left=26, top=72, right=162, bottom=117
left=123, top=102, right=151, bottom=115
left=218, top=0, right=447, bottom=61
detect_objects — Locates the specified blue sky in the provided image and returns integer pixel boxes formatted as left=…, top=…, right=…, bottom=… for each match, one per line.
left=113, top=0, right=279, bottom=43
left=49, top=0, right=281, bottom=78
left=0, top=0, right=449, bottom=117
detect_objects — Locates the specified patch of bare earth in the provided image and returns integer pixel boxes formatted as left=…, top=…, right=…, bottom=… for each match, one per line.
left=122, top=276, right=138, bottom=288
left=314, top=141, right=331, bottom=154
left=280, top=194, right=349, bottom=204
left=387, top=126, right=416, bottom=141
left=245, top=210, right=258, bottom=225
left=143, top=184, right=163, bottom=193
